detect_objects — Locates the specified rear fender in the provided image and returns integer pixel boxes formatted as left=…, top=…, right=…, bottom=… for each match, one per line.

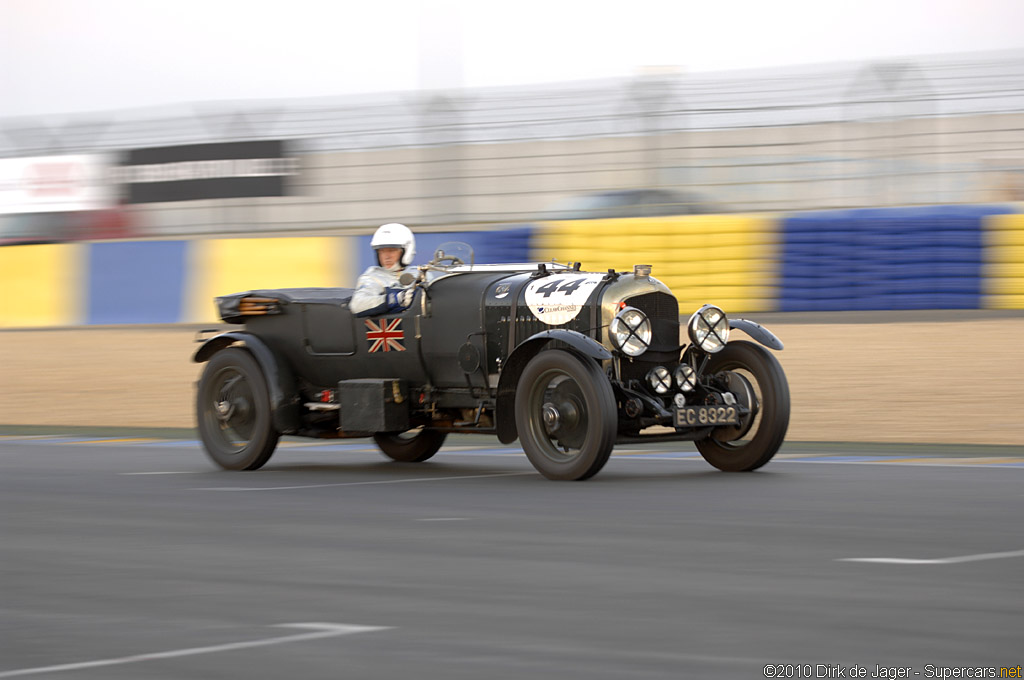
left=495, top=329, right=611, bottom=444
left=194, top=332, right=300, bottom=434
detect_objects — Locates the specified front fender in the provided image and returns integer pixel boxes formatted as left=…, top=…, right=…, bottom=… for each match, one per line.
left=194, top=332, right=300, bottom=434
left=729, top=318, right=784, bottom=351
left=494, top=329, right=611, bottom=444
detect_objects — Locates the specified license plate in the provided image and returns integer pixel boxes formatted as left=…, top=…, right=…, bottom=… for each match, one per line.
left=674, top=405, right=740, bottom=428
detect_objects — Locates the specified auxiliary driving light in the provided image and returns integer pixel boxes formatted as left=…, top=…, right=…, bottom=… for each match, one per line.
left=647, top=366, right=672, bottom=394
left=674, top=364, right=698, bottom=392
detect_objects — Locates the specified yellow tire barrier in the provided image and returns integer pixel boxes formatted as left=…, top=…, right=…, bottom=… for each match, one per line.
left=984, top=214, right=1024, bottom=309
left=532, top=215, right=780, bottom=312
left=0, top=244, right=85, bottom=328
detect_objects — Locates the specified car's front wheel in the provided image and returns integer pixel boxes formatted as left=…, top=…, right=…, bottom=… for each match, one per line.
left=197, top=348, right=280, bottom=470
left=373, top=429, right=447, bottom=462
left=694, top=340, right=789, bottom=471
left=514, top=349, right=616, bottom=480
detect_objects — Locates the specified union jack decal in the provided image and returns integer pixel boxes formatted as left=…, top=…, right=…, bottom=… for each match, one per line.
left=365, top=318, right=406, bottom=353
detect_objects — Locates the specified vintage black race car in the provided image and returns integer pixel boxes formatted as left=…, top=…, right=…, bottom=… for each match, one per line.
left=194, top=243, right=790, bottom=480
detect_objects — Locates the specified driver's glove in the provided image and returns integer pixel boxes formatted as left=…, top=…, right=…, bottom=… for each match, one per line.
left=384, top=286, right=415, bottom=312
left=398, top=285, right=415, bottom=308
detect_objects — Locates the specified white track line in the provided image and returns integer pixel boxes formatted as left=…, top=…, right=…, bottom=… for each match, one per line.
left=0, top=623, right=391, bottom=678
left=192, top=471, right=535, bottom=491
left=778, top=459, right=1024, bottom=469
left=838, top=548, right=1024, bottom=565
left=615, top=456, right=1024, bottom=470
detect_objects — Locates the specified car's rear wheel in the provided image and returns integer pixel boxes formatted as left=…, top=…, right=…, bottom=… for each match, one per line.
left=373, top=428, right=447, bottom=462
left=197, top=348, right=280, bottom=470
left=694, top=340, right=789, bottom=472
left=515, top=349, right=616, bottom=480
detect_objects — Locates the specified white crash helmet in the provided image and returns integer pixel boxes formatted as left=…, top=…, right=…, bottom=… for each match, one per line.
left=370, top=222, right=416, bottom=267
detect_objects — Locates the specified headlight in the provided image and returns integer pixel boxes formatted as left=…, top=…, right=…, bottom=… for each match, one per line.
left=674, top=364, right=697, bottom=392
left=610, top=306, right=652, bottom=357
left=647, top=367, right=672, bottom=394
left=687, top=304, right=730, bottom=353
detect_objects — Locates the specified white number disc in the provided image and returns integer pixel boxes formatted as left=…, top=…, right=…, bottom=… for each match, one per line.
left=523, top=274, right=603, bottom=325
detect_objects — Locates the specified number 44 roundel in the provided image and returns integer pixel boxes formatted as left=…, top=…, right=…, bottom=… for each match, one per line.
left=523, top=274, right=603, bottom=326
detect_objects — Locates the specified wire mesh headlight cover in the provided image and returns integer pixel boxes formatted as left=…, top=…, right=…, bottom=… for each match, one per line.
left=687, top=304, right=730, bottom=353
left=610, top=306, right=652, bottom=357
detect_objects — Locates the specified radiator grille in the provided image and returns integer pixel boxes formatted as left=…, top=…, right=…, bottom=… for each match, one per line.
left=618, top=292, right=681, bottom=387
left=626, top=292, right=679, bottom=322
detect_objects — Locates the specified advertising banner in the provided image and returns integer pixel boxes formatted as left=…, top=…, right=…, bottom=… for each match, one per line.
left=0, top=155, right=114, bottom=214
left=116, top=140, right=299, bottom=203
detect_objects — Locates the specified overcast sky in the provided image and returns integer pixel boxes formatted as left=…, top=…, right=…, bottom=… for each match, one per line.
left=2, top=0, right=1023, bottom=118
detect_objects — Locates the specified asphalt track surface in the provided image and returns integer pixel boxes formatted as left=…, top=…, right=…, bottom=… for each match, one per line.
left=3, top=435, right=1023, bottom=680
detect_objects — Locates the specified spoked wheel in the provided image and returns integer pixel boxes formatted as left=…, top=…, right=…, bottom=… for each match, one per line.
left=515, top=350, right=616, bottom=481
left=373, top=428, right=447, bottom=462
left=695, top=340, right=789, bottom=472
left=197, top=348, right=280, bottom=470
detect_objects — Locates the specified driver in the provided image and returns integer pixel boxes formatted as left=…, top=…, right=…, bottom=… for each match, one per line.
left=350, top=222, right=418, bottom=317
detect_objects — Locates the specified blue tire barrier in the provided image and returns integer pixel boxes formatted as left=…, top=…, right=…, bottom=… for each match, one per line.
left=780, top=205, right=1015, bottom=312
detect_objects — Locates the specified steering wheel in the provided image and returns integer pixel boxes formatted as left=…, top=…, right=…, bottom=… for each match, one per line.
left=432, top=252, right=465, bottom=266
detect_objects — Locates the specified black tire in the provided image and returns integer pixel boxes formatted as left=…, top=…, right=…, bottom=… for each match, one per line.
left=514, top=349, right=617, bottom=481
left=373, top=429, right=447, bottom=462
left=694, top=340, right=789, bottom=472
left=196, top=348, right=280, bottom=470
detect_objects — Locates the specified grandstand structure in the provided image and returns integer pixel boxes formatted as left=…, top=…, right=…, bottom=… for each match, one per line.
left=1, top=49, right=1022, bottom=238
